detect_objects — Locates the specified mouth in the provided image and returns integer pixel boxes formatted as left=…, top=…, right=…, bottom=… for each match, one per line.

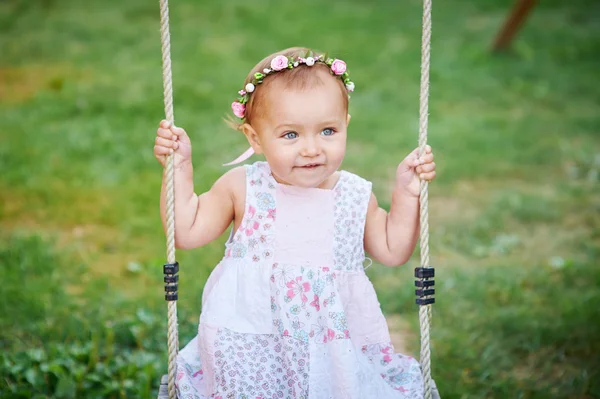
left=297, top=163, right=323, bottom=169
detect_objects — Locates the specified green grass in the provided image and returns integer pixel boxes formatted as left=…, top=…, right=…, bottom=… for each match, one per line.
left=1, top=0, right=599, bottom=397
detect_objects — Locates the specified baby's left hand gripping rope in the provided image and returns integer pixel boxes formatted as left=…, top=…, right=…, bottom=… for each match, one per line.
left=158, top=0, right=179, bottom=398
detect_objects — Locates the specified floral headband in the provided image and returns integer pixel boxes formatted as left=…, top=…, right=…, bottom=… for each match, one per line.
left=231, top=53, right=355, bottom=119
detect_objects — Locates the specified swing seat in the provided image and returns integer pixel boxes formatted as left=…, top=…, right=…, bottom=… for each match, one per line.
left=157, top=375, right=168, bottom=399
left=156, top=374, right=441, bottom=399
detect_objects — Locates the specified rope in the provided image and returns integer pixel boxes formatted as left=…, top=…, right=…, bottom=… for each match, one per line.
left=417, top=0, right=433, bottom=398
left=158, top=0, right=179, bottom=398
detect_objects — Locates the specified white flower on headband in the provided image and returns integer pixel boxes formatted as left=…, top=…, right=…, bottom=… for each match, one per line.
left=305, top=57, right=315, bottom=66
left=346, top=82, right=355, bottom=92
left=245, top=83, right=255, bottom=93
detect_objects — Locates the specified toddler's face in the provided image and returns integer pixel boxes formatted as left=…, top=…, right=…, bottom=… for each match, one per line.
left=252, top=69, right=348, bottom=189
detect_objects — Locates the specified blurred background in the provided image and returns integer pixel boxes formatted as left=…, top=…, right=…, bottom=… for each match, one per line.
left=1, top=0, right=599, bottom=397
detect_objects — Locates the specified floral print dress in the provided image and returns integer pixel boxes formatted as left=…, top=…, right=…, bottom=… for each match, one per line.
left=176, top=162, right=423, bottom=399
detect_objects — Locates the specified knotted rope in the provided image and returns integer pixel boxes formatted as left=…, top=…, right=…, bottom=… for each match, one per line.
left=158, top=0, right=179, bottom=398
left=417, top=0, right=434, bottom=398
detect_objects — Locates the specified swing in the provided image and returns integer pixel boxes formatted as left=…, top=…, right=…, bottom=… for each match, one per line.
left=155, top=0, right=439, bottom=398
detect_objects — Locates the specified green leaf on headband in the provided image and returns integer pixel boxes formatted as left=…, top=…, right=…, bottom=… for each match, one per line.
left=254, top=72, right=264, bottom=80
left=342, top=72, right=349, bottom=79
left=238, top=94, right=249, bottom=104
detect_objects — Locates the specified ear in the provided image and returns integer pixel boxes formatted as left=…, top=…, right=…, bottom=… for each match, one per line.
left=346, top=114, right=352, bottom=126
left=240, top=123, right=263, bottom=155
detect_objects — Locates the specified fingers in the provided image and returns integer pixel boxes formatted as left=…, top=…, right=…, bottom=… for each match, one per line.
left=155, top=121, right=179, bottom=166
left=155, top=120, right=184, bottom=153
left=414, top=145, right=432, bottom=156
left=413, top=154, right=434, bottom=167
left=157, top=126, right=176, bottom=140
left=159, top=120, right=186, bottom=137
left=416, top=162, right=435, bottom=174
left=419, top=171, right=436, bottom=182
left=155, top=136, right=178, bottom=150
left=415, top=145, right=435, bottom=182
left=412, top=148, right=434, bottom=167
left=154, top=144, right=172, bottom=156
left=171, top=126, right=186, bottom=137
left=421, top=152, right=434, bottom=164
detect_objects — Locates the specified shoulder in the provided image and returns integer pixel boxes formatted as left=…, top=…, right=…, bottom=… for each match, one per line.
left=366, top=191, right=379, bottom=213
left=215, top=165, right=246, bottom=187
left=214, top=161, right=269, bottom=208
left=212, top=166, right=246, bottom=201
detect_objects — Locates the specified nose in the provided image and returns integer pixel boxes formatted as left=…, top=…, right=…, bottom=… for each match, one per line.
left=300, top=136, right=321, bottom=157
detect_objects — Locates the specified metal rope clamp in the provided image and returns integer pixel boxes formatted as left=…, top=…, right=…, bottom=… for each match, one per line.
left=164, top=261, right=179, bottom=301
left=414, top=267, right=435, bottom=305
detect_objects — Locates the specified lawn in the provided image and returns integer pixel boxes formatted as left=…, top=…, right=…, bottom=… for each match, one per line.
left=1, top=0, right=599, bottom=398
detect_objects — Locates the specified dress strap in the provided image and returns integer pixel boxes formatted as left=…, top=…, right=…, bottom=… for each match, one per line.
left=243, top=162, right=276, bottom=205
left=333, top=171, right=373, bottom=271
left=228, top=162, right=277, bottom=249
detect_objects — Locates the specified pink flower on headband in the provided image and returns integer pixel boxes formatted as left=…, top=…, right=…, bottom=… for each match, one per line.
left=270, top=55, right=289, bottom=71
left=331, top=59, right=346, bottom=75
left=231, top=101, right=245, bottom=118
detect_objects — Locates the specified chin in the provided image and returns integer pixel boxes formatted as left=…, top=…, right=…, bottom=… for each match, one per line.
left=274, top=167, right=333, bottom=189
left=280, top=174, right=320, bottom=188
left=297, top=176, right=331, bottom=189
left=295, top=181, right=323, bottom=189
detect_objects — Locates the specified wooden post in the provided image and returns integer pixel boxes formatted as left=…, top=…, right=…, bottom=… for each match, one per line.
left=492, top=0, right=537, bottom=51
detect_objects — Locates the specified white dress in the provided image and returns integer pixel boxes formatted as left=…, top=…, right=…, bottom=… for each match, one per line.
left=176, top=162, right=424, bottom=399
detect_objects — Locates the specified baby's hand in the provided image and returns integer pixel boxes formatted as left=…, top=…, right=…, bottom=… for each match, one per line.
left=396, top=145, right=436, bottom=197
left=154, top=120, right=192, bottom=168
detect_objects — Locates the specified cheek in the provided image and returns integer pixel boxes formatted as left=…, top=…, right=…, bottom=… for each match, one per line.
left=330, top=134, right=347, bottom=157
left=264, top=141, right=296, bottom=166
left=332, top=138, right=347, bottom=166
left=270, top=142, right=296, bottom=158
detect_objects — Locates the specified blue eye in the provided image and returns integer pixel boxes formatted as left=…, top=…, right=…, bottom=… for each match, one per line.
left=283, top=132, right=298, bottom=139
left=321, top=128, right=335, bottom=136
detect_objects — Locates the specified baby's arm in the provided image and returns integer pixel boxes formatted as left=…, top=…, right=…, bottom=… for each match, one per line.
left=364, top=192, right=419, bottom=267
left=364, top=146, right=436, bottom=266
left=160, top=165, right=243, bottom=249
left=156, top=121, right=242, bottom=249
